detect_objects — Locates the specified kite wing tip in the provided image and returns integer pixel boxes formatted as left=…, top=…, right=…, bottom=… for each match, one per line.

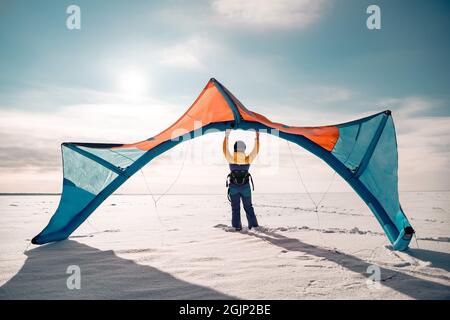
left=31, top=235, right=40, bottom=245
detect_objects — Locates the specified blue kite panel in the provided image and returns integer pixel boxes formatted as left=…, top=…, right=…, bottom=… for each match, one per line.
left=332, top=114, right=382, bottom=171
left=77, top=146, right=145, bottom=169
left=63, top=145, right=118, bottom=195
left=32, top=145, right=120, bottom=244
left=359, top=117, right=412, bottom=233
left=41, top=180, right=96, bottom=234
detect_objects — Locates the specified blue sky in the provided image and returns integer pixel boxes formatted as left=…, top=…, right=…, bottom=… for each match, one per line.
left=0, top=0, right=449, bottom=193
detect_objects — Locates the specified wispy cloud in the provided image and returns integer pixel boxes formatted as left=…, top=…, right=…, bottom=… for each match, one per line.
left=211, top=0, right=329, bottom=30
left=380, top=97, right=450, bottom=191
left=155, top=0, right=330, bottom=32
left=159, top=35, right=222, bottom=69
left=378, top=96, right=445, bottom=118
left=294, top=85, right=353, bottom=105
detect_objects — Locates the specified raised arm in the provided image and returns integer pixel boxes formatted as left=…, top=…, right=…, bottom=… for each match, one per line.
left=223, top=129, right=234, bottom=163
left=247, top=131, right=260, bottom=163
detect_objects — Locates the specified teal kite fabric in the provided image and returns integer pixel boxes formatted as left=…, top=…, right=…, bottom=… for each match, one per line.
left=32, top=78, right=414, bottom=250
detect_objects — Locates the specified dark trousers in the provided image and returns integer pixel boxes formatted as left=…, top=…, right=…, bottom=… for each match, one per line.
left=229, top=183, right=258, bottom=229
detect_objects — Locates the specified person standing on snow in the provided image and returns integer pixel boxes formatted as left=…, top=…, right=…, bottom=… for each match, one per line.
left=223, top=129, right=260, bottom=231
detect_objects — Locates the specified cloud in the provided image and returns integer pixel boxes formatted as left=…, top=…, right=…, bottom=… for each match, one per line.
left=159, top=36, right=221, bottom=69
left=378, top=97, right=450, bottom=191
left=396, top=115, right=450, bottom=191
left=296, top=85, right=353, bottom=104
left=378, top=96, right=440, bottom=118
left=211, top=0, right=329, bottom=30
left=0, top=85, right=186, bottom=173
left=315, top=86, right=352, bottom=103
left=0, top=82, right=165, bottom=111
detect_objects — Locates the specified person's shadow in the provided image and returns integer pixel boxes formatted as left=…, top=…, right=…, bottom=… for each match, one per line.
left=0, top=240, right=234, bottom=299
left=247, top=230, right=450, bottom=299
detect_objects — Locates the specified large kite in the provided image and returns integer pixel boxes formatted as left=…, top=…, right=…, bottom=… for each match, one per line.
left=32, top=78, right=414, bottom=250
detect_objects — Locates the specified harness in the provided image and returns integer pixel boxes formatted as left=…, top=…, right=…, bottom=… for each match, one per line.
left=226, top=170, right=254, bottom=202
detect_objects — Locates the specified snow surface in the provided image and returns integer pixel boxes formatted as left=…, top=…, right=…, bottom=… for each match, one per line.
left=0, top=192, right=449, bottom=299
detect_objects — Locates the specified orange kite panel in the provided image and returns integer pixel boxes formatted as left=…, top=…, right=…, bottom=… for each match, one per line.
left=120, top=80, right=234, bottom=151
left=225, top=88, right=339, bottom=151
left=119, top=78, right=339, bottom=152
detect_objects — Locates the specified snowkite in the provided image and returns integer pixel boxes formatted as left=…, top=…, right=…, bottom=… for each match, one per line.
left=32, top=78, right=414, bottom=250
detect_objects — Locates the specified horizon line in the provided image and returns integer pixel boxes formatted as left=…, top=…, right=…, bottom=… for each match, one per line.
left=1, top=190, right=449, bottom=196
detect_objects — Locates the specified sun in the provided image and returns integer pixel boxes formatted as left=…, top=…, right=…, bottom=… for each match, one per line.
left=117, top=68, right=147, bottom=98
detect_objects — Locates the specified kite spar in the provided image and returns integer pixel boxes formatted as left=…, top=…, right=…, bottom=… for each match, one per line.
left=32, top=78, right=414, bottom=250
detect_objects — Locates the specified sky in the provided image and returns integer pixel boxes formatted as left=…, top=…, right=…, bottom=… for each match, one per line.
left=0, top=0, right=449, bottom=195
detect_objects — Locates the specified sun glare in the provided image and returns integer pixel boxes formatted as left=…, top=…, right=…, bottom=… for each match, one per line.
left=117, top=69, right=147, bottom=98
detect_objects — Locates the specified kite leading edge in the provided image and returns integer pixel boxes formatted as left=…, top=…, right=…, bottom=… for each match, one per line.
left=32, top=78, right=414, bottom=250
